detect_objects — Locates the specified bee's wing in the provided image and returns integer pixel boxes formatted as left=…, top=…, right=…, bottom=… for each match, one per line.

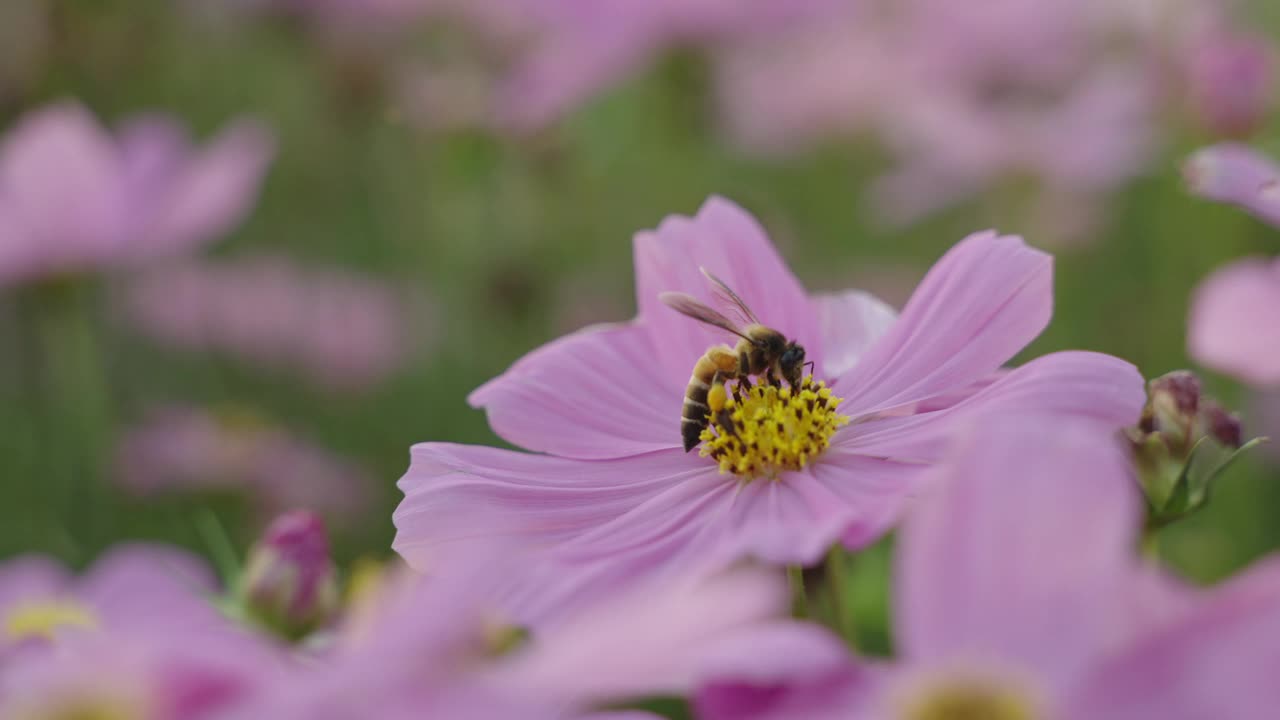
left=660, top=291, right=752, bottom=341
left=700, top=267, right=761, bottom=325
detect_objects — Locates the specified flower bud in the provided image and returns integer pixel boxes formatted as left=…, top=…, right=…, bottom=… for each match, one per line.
left=1128, top=371, right=1256, bottom=528
left=1187, top=31, right=1275, bottom=139
left=239, top=510, right=339, bottom=640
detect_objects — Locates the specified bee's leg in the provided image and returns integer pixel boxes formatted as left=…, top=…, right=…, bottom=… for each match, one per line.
left=764, top=367, right=779, bottom=387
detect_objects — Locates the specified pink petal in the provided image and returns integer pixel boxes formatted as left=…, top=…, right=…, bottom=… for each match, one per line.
left=0, top=101, right=126, bottom=261
left=710, top=474, right=865, bottom=566
left=834, top=231, right=1052, bottom=416
left=1070, top=557, right=1280, bottom=719
left=1184, top=144, right=1280, bottom=227
left=842, top=351, right=1144, bottom=461
left=0, top=555, right=71, bottom=616
left=77, top=544, right=223, bottom=632
left=1187, top=257, right=1280, bottom=387
left=633, top=197, right=820, bottom=389
left=694, top=621, right=874, bottom=720
left=468, top=323, right=678, bottom=459
left=813, top=289, right=898, bottom=378
left=145, top=119, right=274, bottom=254
left=497, top=568, right=787, bottom=706
left=392, top=443, right=711, bottom=568
left=896, top=415, right=1141, bottom=686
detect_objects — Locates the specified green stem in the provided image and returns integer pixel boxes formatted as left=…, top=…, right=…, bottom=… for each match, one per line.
left=1141, top=526, right=1161, bottom=561
left=31, top=279, right=114, bottom=555
left=787, top=565, right=809, bottom=619
left=824, top=546, right=854, bottom=648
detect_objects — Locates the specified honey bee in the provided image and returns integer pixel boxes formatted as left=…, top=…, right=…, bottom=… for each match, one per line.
left=660, top=268, right=808, bottom=452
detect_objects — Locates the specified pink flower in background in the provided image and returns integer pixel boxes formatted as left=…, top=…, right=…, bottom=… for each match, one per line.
left=1184, top=144, right=1280, bottom=227
left=232, top=543, right=785, bottom=719
left=0, top=545, right=224, bottom=662
left=1188, top=256, right=1280, bottom=386
left=694, top=415, right=1280, bottom=720
left=115, top=405, right=373, bottom=525
left=1186, top=30, right=1275, bottom=138
left=120, top=255, right=421, bottom=392
left=497, top=0, right=835, bottom=130
left=0, top=101, right=272, bottom=287
left=394, top=197, right=1143, bottom=615
left=714, top=0, right=1185, bottom=233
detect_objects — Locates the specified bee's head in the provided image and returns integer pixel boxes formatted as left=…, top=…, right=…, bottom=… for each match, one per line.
left=780, top=343, right=806, bottom=388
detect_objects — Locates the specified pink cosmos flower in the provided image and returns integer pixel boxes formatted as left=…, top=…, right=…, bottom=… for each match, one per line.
left=1184, top=143, right=1280, bottom=227
left=0, top=619, right=286, bottom=720
left=1188, top=256, right=1280, bottom=386
left=1186, top=30, right=1275, bottom=138
left=694, top=414, right=1280, bottom=720
left=715, top=0, right=1159, bottom=232
left=0, top=101, right=272, bottom=287
left=115, top=405, right=374, bottom=525
left=120, top=255, right=420, bottom=392
left=231, top=543, right=786, bottom=719
left=497, top=0, right=835, bottom=131
left=394, top=197, right=1144, bottom=613
left=0, top=545, right=223, bottom=663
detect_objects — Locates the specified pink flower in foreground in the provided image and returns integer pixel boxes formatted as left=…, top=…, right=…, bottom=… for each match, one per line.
left=1188, top=256, right=1280, bottom=386
left=394, top=197, right=1143, bottom=615
left=1184, top=143, right=1280, bottom=227
left=0, top=620, right=285, bottom=720
left=0, top=545, right=224, bottom=663
left=695, top=414, right=1280, bottom=720
left=120, top=255, right=420, bottom=391
left=231, top=544, right=785, bottom=719
left=0, top=101, right=272, bottom=287
left=115, top=405, right=373, bottom=525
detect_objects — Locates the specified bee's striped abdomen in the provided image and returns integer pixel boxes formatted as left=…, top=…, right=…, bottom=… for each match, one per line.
left=681, top=347, right=739, bottom=452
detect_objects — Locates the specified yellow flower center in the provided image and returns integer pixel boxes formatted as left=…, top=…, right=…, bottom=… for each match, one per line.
left=900, top=677, right=1040, bottom=720
left=700, top=376, right=848, bottom=481
left=5, top=600, right=98, bottom=642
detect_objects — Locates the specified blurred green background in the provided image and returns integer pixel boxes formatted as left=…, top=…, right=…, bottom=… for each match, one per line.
left=1, top=0, right=1278, bottom=610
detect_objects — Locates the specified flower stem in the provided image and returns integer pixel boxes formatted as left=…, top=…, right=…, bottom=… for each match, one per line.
left=824, top=546, right=855, bottom=648
left=29, top=278, right=114, bottom=553
left=787, top=565, right=809, bottom=619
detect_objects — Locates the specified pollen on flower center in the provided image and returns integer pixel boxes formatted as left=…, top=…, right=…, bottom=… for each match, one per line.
left=700, top=376, right=848, bottom=481
left=5, top=600, right=99, bottom=642
left=900, top=678, right=1040, bottom=720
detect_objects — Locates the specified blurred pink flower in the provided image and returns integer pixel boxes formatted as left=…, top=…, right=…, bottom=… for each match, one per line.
left=0, top=101, right=272, bottom=287
left=695, top=414, right=1280, bottom=720
left=1188, top=256, right=1280, bottom=387
left=393, top=197, right=1143, bottom=613
left=496, top=0, right=836, bottom=131
left=120, top=255, right=422, bottom=392
left=0, top=616, right=286, bottom=720
left=1186, top=30, right=1275, bottom=138
left=0, top=545, right=223, bottom=663
left=115, top=405, right=374, bottom=525
left=715, top=0, right=1178, bottom=229
left=1184, top=143, right=1280, bottom=227
left=232, top=544, right=785, bottom=719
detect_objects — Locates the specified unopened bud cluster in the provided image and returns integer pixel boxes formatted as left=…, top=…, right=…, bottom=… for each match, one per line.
left=1127, top=371, right=1255, bottom=528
